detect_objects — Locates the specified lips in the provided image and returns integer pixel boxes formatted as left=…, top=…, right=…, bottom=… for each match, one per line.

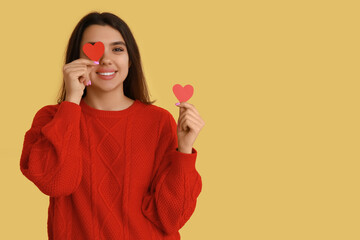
left=96, top=68, right=117, bottom=73
left=96, top=70, right=118, bottom=80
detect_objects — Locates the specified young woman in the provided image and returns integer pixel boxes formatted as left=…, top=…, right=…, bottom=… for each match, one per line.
left=20, top=11, right=205, bottom=239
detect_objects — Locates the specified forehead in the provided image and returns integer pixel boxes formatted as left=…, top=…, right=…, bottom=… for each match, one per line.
left=81, top=25, right=125, bottom=44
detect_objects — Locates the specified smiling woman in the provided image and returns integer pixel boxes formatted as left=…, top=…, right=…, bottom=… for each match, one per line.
left=19, top=11, right=204, bottom=240
left=57, top=12, right=155, bottom=107
left=79, top=25, right=130, bottom=100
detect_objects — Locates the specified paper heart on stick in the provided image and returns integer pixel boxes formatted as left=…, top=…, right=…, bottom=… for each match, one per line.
left=172, top=84, right=194, bottom=102
left=82, top=41, right=105, bottom=62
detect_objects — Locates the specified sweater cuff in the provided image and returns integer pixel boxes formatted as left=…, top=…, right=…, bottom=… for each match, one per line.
left=55, top=101, right=82, bottom=122
left=169, top=147, right=198, bottom=173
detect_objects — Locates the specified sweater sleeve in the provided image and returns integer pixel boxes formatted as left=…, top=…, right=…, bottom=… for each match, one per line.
left=20, top=101, right=83, bottom=197
left=141, top=110, right=202, bottom=235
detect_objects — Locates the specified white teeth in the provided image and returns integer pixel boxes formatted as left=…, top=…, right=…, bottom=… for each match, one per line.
left=97, top=72, right=115, bottom=76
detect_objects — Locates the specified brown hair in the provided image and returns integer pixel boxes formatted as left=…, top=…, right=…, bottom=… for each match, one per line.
left=57, top=11, right=156, bottom=105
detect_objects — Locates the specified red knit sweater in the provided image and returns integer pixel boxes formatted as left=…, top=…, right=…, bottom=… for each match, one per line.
left=20, top=99, right=202, bottom=240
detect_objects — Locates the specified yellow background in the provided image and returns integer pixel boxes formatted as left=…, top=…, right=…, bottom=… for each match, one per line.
left=1, top=0, right=359, bottom=239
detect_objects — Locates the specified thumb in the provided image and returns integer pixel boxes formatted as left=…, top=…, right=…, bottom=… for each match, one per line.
left=178, top=102, right=186, bottom=117
left=86, top=66, right=93, bottom=85
left=177, top=102, right=184, bottom=115
left=177, top=106, right=182, bottom=130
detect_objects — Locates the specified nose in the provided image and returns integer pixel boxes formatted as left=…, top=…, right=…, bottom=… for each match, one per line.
left=99, top=49, right=113, bottom=65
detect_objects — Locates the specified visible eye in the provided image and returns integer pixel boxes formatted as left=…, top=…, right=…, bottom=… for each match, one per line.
left=113, top=48, right=124, bottom=52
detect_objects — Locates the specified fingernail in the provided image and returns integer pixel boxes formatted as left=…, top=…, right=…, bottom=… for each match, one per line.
left=175, top=102, right=180, bottom=106
left=94, top=61, right=99, bottom=65
left=89, top=80, right=91, bottom=85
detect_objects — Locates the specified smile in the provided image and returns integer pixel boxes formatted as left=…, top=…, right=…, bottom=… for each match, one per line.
left=96, top=71, right=116, bottom=76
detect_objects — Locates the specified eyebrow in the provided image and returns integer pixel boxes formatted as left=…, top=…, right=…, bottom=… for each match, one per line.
left=88, top=41, right=126, bottom=47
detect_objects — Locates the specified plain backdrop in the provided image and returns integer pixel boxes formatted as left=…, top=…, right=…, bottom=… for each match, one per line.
left=1, top=0, right=360, bottom=239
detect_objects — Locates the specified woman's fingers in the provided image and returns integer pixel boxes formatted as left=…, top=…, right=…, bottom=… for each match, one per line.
left=179, top=115, right=202, bottom=132
left=67, top=69, right=90, bottom=86
left=64, top=66, right=87, bottom=76
left=72, top=58, right=99, bottom=66
left=178, top=107, right=202, bottom=128
left=177, top=102, right=205, bottom=130
left=79, top=76, right=85, bottom=83
left=178, top=113, right=204, bottom=133
left=177, top=102, right=201, bottom=116
left=85, top=65, right=96, bottom=86
left=63, top=59, right=98, bottom=72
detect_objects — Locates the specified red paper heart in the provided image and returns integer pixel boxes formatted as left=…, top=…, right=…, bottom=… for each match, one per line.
left=172, top=84, right=194, bottom=102
left=82, top=41, right=105, bottom=61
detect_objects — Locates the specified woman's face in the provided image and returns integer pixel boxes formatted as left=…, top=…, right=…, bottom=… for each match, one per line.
left=79, top=24, right=131, bottom=92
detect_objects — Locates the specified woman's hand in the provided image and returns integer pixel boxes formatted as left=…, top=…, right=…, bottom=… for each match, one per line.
left=63, top=59, right=98, bottom=104
left=175, top=102, right=205, bottom=153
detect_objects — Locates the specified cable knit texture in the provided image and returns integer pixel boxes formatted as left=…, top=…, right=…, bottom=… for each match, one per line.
left=20, top=99, right=202, bottom=240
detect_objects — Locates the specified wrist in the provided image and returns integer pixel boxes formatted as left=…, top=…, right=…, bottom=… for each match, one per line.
left=65, top=95, right=81, bottom=105
left=177, top=146, right=193, bottom=154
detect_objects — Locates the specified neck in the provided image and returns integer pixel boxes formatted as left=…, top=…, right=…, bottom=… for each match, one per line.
left=83, top=87, right=134, bottom=111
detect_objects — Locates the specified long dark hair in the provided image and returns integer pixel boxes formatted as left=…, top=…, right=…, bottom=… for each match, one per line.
left=57, top=11, right=156, bottom=105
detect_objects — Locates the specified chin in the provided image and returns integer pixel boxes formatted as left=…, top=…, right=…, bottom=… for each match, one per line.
left=92, top=79, right=125, bottom=91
